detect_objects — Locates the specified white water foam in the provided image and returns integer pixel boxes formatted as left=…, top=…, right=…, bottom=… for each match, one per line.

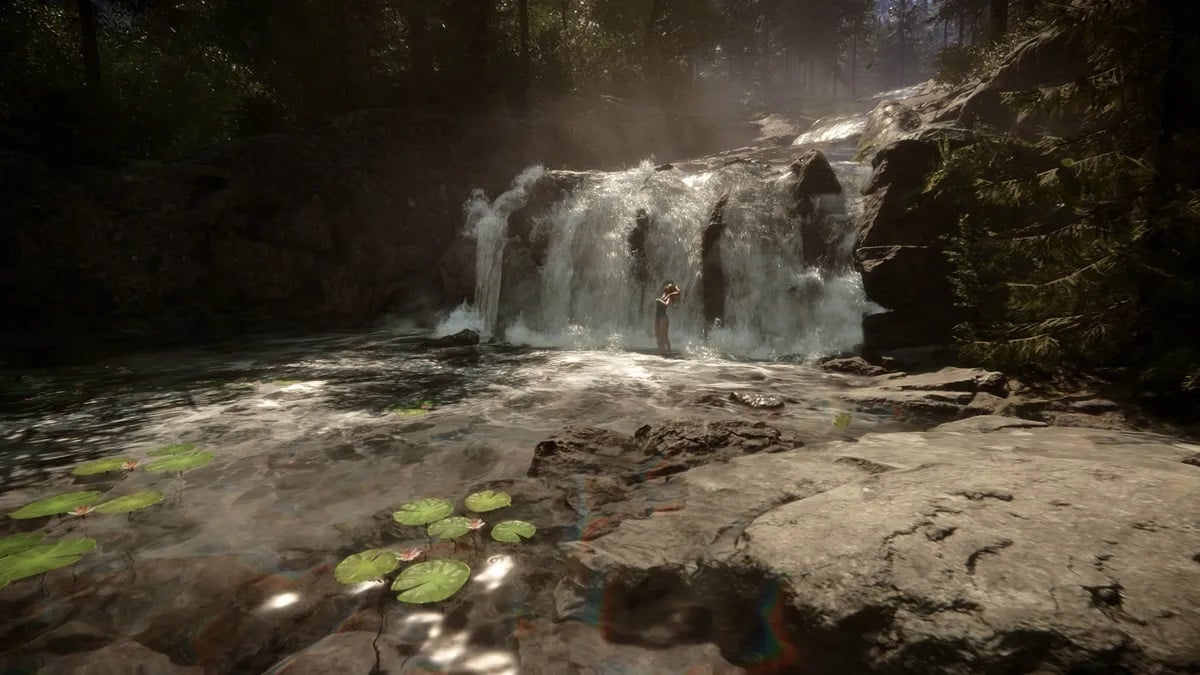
left=441, top=109, right=884, bottom=360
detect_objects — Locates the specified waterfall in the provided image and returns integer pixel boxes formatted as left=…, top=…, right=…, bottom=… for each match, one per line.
left=464, top=166, right=545, bottom=338
left=442, top=114, right=881, bottom=360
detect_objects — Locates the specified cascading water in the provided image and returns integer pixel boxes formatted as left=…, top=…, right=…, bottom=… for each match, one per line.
left=443, top=113, right=880, bottom=360
left=440, top=166, right=546, bottom=339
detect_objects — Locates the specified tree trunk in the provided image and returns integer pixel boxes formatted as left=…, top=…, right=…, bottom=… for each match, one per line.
left=990, top=0, right=1008, bottom=43
left=957, top=10, right=965, bottom=44
left=560, top=0, right=569, bottom=31
left=851, top=32, right=858, bottom=99
left=518, top=0, right=530, bottom=111
left=404, top=8, right=433, bottom=86
left=78, top=0, right=101, bottom=90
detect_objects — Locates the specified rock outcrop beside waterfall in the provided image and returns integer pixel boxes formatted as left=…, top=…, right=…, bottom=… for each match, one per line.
left=851, top=28, right=1094, bottom=357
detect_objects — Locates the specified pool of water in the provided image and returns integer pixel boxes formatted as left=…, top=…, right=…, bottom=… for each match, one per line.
left=0, top=328, right=920, bottom=672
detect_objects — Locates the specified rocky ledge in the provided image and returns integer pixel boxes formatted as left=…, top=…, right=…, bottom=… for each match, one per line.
left=559, top=416, right=1200, bottom=674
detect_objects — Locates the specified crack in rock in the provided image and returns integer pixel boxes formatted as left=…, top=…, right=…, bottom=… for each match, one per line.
left=834, top=456, right=896, bottom=474
left=953, top=490, right=1014, bottom=502
left=965, top=539, right=1014, bottom=575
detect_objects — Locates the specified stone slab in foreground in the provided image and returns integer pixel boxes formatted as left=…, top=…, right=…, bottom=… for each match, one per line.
left=569, top=417, right=1200, bottom=674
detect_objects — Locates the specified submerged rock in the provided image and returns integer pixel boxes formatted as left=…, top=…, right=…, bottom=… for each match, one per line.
left=728, top=392, right=785, bottom=409
left=422, top=329, right=480, bottom=348
left=38, top=641, right=203, bottom=675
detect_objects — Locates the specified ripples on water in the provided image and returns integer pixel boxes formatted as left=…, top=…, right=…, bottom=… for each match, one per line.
left=0, top=328, right=924, bottom=672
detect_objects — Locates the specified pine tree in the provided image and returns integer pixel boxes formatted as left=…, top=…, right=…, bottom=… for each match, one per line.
left=927, top=0, right=1200, bottom=405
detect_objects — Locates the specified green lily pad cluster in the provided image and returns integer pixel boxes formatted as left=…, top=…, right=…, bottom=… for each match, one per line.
left=8, top=490, right=165, bottom=520
left=0, top=441, right=215, bottom=591
left=0, top=534, right=96, bottom=590
left=333, top=489, right=537, bottom=604
left=70, top=443, right=215, bottom=477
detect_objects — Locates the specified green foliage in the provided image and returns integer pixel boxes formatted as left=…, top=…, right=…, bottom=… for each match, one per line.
left=391, top=560, right=471, bottom=604
left=427, top=516, right=473, bottom=540
left=149, top=444, right=197, bottom=457
left=335, top=490, right=533, bottom=603
left=0, top=537, right=97, bottom=590
left=392, top=498, right=454, bottom=527
left=95, top=491, right=165, bottom=514
left=72, top=457, right=135, bottom=476
left=144, top=451, right=214, bottom=474
left=334, top=549, right=401, bottom=584
left=0, top=533, right=46, bottom=557
left=932, top=44, right=983, bottom=86
left=1, top=0, right=884, bottom=163
left=932, top=16, right=1041, bottom=87
left=464, top=490, right=512, bottom=513
left=8, top=491, right=103, bottom=519
left=491, top=520, right=537, bottom=543
left=929, top=1, right=1200, bottom=406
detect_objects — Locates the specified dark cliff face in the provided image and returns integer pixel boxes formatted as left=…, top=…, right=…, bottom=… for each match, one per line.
left=0, top=99, right=731, bottom=365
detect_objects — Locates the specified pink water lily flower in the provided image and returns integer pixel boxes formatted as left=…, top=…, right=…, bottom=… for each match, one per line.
left=397, top=548, right=423, bottom=562
left=70, top=505, right=96, bottom=517
left=466, top=518, right=485, bottom=531
left=122, top=460, right=140, bottom=471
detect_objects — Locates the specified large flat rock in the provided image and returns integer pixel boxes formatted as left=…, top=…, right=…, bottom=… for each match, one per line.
left=568, top=419, right=1200, bottom=674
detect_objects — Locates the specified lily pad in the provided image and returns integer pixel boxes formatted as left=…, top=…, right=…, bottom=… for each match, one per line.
left=144, top=451, right=214, bottom=474
left=333, top=549, right=401, bottom=584
left=9, top=491, right=103, bottom=520
left=95, top=491, right=165, bottom=514
left=71, top=457, right=135, bottom=476
left=0, top=533, right=46, bottom=557
left=427, top=516, right=472, bottom=540
left=391, top=560, right=470, bottom=603
left=0, top=537, right=96, bottom=589
left=392, top=407, right=428, bottom=417
left=490, top=520, right=537, bottom=543
left=149, top=443, right=196, bottom=457
left=392, top=498, right=454, bottom=526
left=464, top=490, right=512, bottom=513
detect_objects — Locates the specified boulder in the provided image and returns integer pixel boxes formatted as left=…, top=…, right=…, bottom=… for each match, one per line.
left=958, top=29, right=1091, bottom=136
left=38, top=641, right=203, bottom=675
left=789, top=149, right=842, bottom=199
left=267, top=631, right=411, bottom=674
left=728, top=392, right=785, bottom=409
left=855, top=100, right=923, bottom=161
left=423, top=329, right=480, bottom=348
left=856, top=246, right=955, bottom=310
left=861, top=308, right=964, bottom=355
left=818, top=356, right=894, bottom=377
left=506, top=170, right=589, bottom=267
left=438, top=235, right=476, bottom=307
left=529, top=421, right=803, bottom=485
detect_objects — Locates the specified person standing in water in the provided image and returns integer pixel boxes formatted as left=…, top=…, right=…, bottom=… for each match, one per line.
left=655, top=281, right=682, bottom=356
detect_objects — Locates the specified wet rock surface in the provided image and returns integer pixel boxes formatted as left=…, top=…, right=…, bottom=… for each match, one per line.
left=423, top=329, right=481, bottom=348
left=4, top=375, right=1198, bottom=675
left=569, top=416, right=1200, bottom=674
